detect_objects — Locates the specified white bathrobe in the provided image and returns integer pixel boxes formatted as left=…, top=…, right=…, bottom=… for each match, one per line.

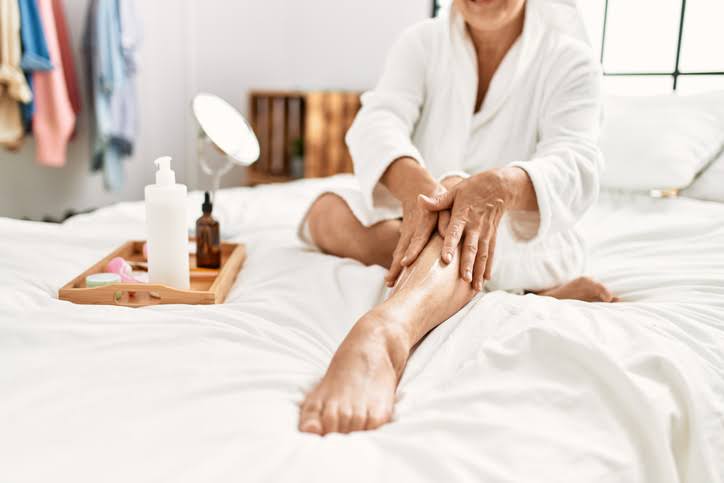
left=310, top=0, right=604, bottom=292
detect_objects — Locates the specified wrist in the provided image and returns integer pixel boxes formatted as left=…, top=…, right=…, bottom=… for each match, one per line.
left=493, top=167, right=528, bottom=210
left=382, top=157, right=444, bottom=206
left=400, top=179, right=444, bottom=207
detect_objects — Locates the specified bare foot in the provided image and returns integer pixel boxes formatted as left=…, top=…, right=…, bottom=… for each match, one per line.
left=537, top=276, right=618, bottom=302
left=299, top=310, right=409, bottom=435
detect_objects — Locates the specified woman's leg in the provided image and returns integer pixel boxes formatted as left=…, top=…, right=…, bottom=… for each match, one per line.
left=536, top=277, right=616, bottom=302
left=306, top=193, right=400, bottom=268
left=297, top=232, right=615, bottom=435
left=299, top=192, right=616, bottom=435
left=299, top=234, right=475, bottom=435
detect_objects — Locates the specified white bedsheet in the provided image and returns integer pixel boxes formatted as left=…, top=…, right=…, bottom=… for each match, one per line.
left=1, top=175, right=723, bottom=483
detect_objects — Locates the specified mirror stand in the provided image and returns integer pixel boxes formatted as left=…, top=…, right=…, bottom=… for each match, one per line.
left=197, top=131, right=235, bottom=202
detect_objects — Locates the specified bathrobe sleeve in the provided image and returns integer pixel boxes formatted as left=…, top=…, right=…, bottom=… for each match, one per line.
left=345, top=23, right=429, bottom=210
left=508, top=41, right=604, bottom=242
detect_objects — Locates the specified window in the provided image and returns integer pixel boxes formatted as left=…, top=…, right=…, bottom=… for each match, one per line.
left=432, top=0, right=724, bottom=94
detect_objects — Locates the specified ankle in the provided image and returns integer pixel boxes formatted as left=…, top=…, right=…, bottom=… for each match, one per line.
left=356, top=309, right=411, bottom=376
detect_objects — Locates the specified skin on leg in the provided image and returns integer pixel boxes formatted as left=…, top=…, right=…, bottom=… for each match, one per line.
left=299, top=234, right=475, bottom=435
left=306, top=193, right=399, bottom=268
left=299, top=188, right=616, bottom=435
left=536, top=276, right=618, bottom=303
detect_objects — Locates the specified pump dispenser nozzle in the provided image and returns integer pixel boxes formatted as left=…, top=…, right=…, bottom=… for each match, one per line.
left=154, top=156, right=176, bottom=185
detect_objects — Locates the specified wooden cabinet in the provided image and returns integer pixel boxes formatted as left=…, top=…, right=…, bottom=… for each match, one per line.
left=245, top=90, right=361, bottom=185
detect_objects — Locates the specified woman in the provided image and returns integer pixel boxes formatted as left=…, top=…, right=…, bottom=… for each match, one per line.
left=298, top=0, right=614, bottom=436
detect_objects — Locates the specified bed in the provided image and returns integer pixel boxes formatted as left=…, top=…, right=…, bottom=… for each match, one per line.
left=1, top=175, right=723, bottom=482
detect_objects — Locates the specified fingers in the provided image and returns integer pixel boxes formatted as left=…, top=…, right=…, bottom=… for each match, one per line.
left=419, top=190, right=454, bottom=212
left=470, top=210, right=490, bottom=292
left=483, top=201, right=503, bottom=281
left=401, top=211, right=436, bottom=267
left=470, top=202, right=503, bottom=291
left=459, top=229, right=480, bottom=283
left=437, top=210, right=450, bottom=236
left=385, top=231, right=412, bottom=287
left=442, top=212, right=466, bottom=264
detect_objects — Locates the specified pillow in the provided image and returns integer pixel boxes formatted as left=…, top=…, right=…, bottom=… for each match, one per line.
left=600, top=92, right=724, bottom=192
left=681, top=147, right=724, bottom=202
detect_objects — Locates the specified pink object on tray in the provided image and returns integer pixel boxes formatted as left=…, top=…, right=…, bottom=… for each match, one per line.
left=105, top=257, right=141, bottom=283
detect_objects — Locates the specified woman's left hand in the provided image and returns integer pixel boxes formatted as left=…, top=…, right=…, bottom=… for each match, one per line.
left=419, top=169, right=514, bottom=291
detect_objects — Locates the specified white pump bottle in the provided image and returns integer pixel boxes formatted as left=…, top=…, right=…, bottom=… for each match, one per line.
left=144, top=156, right=190, bottom=289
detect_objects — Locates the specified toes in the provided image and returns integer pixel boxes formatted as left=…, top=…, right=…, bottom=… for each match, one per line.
left=591, top=280, right=614, bottom=303
left=299, top=399, right=324, bottom=435
left=366, top=405, right=391, bottom=430
left=321, top=401, right=340, bottom=434
left=348, top=407, right=367, bottom=433
left=299, top=417, right=323, bottom=435
left=337, top=404, right=353, bottom=434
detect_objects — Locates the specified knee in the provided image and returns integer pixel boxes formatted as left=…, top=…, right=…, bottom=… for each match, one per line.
left=306, top=193, right=348, bottom=253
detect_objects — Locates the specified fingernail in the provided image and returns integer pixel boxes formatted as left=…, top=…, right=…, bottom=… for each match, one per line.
left=464, top=270, right=472, bottom=281
left=401, top=257, right=408, bottom=265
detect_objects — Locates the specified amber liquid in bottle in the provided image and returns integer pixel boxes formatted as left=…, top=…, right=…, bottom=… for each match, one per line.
left=195, top=192, right=221, bottom=269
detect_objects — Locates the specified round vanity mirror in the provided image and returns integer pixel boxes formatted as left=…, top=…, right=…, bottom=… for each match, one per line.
left=193, top=93, right=260, bottom=166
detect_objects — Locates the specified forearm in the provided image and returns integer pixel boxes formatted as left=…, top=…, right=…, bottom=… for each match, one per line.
left=380, top=157, right=442, bottom=205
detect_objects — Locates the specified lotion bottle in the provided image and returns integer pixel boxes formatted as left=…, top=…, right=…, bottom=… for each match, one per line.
left=144, top=156, right=190, bottom=289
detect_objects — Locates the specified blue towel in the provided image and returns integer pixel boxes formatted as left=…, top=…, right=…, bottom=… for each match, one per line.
left=83, top=0, right=140, bottom=191
left=18, top=0, right=53, bottom=129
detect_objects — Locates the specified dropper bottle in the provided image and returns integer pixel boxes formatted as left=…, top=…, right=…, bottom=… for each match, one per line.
left=195, top=191, right=221, bottom=268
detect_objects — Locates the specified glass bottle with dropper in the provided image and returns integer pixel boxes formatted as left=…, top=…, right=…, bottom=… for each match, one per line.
left=195, top=191, right=221, bottom=269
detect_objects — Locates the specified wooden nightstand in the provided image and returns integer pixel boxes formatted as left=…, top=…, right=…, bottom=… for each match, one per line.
left=245, top=90, right=362, bottom=185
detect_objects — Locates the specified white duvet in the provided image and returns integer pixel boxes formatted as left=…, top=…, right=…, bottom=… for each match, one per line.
left=1, top=176, right=723, bottom=483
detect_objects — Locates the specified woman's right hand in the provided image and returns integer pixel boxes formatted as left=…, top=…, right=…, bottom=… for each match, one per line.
left=384, top=184, right=447, bottom=287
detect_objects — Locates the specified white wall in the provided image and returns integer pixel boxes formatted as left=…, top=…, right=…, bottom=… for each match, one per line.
left=0, top=0, right=429, bottom=220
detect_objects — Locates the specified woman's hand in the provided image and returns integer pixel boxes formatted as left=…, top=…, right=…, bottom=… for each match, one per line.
left=384, top=184, right=448, bottom=287
left=419, top=168, right=524, bottom=291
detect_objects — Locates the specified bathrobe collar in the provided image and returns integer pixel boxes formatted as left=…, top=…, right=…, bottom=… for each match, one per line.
left=446, top=0, right=589, bottom=127
left=448, top=0, right=547, bottom=127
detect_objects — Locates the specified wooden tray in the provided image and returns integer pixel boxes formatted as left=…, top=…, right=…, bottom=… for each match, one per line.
left=58, top=240, right=246, bottom=307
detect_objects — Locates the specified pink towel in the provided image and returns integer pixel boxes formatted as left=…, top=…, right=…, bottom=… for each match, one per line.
left=52, top=0, right=81, bottom=116
left=33, top=0, right=75, bottom=167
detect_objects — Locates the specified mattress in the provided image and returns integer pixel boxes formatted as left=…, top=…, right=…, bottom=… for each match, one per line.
left=1, top=175, right=723, bottom=483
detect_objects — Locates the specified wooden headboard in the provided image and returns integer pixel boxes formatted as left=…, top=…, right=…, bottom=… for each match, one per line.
left=246, top=90, right=362, bottom=185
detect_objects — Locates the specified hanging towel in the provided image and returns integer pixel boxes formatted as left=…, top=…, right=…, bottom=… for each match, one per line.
left=83, top=0, right=141, bottom=191
left=51, top=0, right=80, bottom=117
left=18, top=0, right=53, bottom=131
left=0, top=0, right=33, bottom=147
left=32, top=0, right=76, bottom=166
